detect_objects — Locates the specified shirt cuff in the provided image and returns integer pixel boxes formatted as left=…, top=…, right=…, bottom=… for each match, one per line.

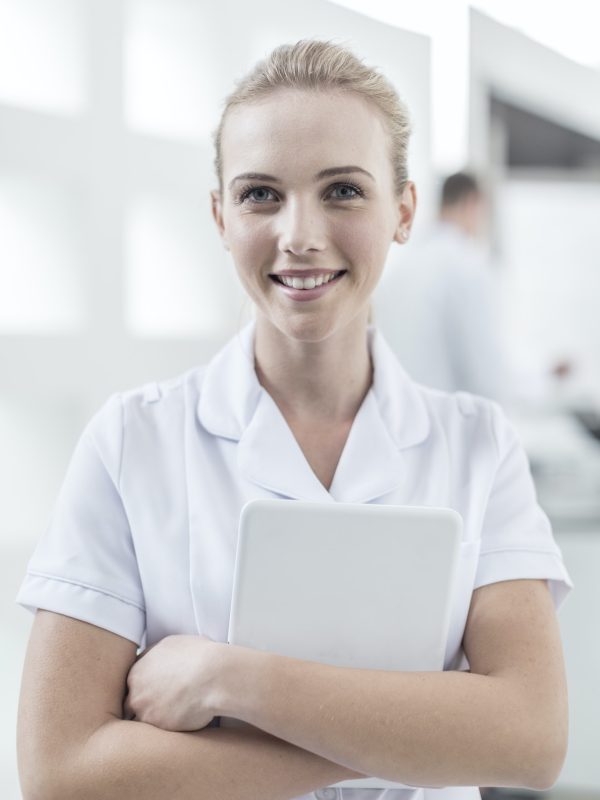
left=15, top=572, right=146, bottom=646
left=475, top=548, right=574, bottom=612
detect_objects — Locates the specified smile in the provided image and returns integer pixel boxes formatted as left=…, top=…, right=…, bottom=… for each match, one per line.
left=269, top=270, right=347, bottom=301
left=270, top=270, right=346, bottom=290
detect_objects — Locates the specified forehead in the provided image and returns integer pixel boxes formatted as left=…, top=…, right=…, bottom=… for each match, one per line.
left=221, top=89, right=390, bottom=183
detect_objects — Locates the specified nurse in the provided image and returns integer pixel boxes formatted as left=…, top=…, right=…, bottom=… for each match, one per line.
left=16, top=39, right=573, bottom=800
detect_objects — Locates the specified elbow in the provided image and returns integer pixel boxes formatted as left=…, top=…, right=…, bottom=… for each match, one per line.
left=18, top=743, right=87, bottom=800
left=20, top=773, right=57, bottom=800
left=20, top=767, right=71, bottom=800
left=528, top=743, right=568, bottom=792
left=521, top=720, right=568, bottom=791
left=17, top=744, right=59, bottom=800
left=18, top=779, right=37, bottom=800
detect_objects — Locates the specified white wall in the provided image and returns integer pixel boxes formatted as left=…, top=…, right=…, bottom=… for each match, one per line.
left=469, top=8, right=600, bottom=171
left=496, top=178, right=600, bottom=405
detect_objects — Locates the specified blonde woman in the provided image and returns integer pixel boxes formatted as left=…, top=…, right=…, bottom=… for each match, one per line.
left=16, top=40, right=572, bottom=800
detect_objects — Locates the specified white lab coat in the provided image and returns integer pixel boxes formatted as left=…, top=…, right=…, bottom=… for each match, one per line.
left=373, top=221, right=510, bottom=407
left=16, top=320, right=573, bottom=800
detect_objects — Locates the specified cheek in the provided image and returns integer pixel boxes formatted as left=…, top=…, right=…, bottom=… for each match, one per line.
left=228, top=218, right=273, bottom=267
left=335, top=215, right=390, bottom=269
left=232, top=231, right=279, bottom=302
left=227, top=220, right=275, bottom=303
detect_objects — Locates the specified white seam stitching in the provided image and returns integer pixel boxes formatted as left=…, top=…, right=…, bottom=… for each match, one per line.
left=479, top=548, right=560, bottom=557
left=25, top=571, right=145, bottom=612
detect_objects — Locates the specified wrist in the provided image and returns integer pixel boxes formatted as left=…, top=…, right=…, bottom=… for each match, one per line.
left=214, top=643, right=273, bottom=721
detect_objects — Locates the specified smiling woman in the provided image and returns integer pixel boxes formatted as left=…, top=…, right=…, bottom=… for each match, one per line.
left=211, top=85, right=415, bottom=352
left=16, top=38, right=572, bottom=800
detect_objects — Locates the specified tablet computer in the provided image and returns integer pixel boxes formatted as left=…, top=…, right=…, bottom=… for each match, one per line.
left=221, top=498, right=463, bottom=789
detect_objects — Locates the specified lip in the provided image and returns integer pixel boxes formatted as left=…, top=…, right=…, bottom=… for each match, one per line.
left=269, top=270, right=346, bottom=301
left=270, top=269, right=344, bottom=278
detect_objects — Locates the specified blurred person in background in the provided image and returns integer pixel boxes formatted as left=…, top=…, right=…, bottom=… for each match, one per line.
left=373, top=171, right=512, bottom=407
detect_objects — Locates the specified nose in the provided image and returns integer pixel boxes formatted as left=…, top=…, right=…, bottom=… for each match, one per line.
left=277, top=196, right=327, bottom=256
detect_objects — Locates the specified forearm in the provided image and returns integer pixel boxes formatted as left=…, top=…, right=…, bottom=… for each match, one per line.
left=55, top=717, right=363, bottom=800
left=219, top=648, right=550, bottom=790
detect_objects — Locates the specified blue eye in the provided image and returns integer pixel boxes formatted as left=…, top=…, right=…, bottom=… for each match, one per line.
left=330, top=183, right=363, bottom=199
left=235, top=181, right=365, bottom=205
left=239, top=186, right=276, bottom=204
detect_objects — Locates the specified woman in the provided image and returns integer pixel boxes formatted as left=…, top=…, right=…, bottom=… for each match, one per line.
left=16, top=40, right=572, bottom=800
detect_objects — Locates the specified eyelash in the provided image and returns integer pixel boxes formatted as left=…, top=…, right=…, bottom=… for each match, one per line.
left=234, top=181, right=366, bottom=205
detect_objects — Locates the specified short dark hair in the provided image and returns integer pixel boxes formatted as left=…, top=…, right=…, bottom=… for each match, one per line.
left=441, top=172, right=481, bottom=207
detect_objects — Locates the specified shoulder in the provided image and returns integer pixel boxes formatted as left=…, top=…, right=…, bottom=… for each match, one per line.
left=84, top=365, right=209, bottom=463
left=119, top=364, right=207, bottom=415
left=413, top=378, right=492, bottom=421
left=413, top=380, right=507, bottom=463
left=371, top=324, right=505, bottom=463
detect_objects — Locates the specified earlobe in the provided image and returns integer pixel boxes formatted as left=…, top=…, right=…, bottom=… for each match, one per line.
left=393, top=227, right=410, bottom=245
left=393, top=181, right=417, bottom=244
left=393, top=214, right=412, bottom=245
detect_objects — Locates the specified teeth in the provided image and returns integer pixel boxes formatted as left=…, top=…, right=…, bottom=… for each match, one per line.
left=278, top=272, right=341, bottom=289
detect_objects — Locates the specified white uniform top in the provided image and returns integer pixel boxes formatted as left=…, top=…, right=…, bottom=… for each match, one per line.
left=16, top=320, right=573, bottom=800
left=373, top=221, right=510, bottom=407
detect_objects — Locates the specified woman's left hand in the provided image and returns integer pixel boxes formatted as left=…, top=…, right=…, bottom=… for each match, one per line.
left=123, top=634, right=228, bottom=731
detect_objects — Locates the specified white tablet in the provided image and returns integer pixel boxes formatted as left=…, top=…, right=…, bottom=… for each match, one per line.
left=221, top=498, right=463, bottom=789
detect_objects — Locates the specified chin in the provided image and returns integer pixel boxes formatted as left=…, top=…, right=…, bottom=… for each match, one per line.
left=275, top=308, right=370, bottom=345
left=285, top=320, right=338, bottom=344
left=263, top=311, right=339, bottom=344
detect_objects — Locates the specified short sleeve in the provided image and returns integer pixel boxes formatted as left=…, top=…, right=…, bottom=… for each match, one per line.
left=15, top=393, right=146, bottom=645
left=474, top=400, right=574, bottom=612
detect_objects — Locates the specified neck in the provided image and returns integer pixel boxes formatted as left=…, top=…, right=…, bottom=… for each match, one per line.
left=253, top=314, right=373, bottom=425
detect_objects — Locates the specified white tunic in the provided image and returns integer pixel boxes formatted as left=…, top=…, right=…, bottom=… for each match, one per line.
left=16, top=320, right=573, bottom=800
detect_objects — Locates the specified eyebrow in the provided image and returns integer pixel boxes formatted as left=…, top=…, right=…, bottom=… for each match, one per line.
left=228, top=165, right=375, bottom=191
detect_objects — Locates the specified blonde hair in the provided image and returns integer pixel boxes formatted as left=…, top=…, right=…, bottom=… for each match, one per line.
left=212, top=39, right=412, bottom=197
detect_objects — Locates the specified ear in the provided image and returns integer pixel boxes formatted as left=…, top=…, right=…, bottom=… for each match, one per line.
left=392, top=181, right=417, bottom=245
left=210, top=189, right=230, bottom=251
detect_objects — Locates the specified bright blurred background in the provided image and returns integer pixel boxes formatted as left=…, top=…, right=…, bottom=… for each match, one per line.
left=2, top=1, right=599, bottom=798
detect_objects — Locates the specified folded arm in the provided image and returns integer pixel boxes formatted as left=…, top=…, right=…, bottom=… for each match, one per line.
left=215, top=579, right=569, bottom=791
left=71, top=719, right=360, bottom=800
left=17, top=610, right=364, bottom=800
